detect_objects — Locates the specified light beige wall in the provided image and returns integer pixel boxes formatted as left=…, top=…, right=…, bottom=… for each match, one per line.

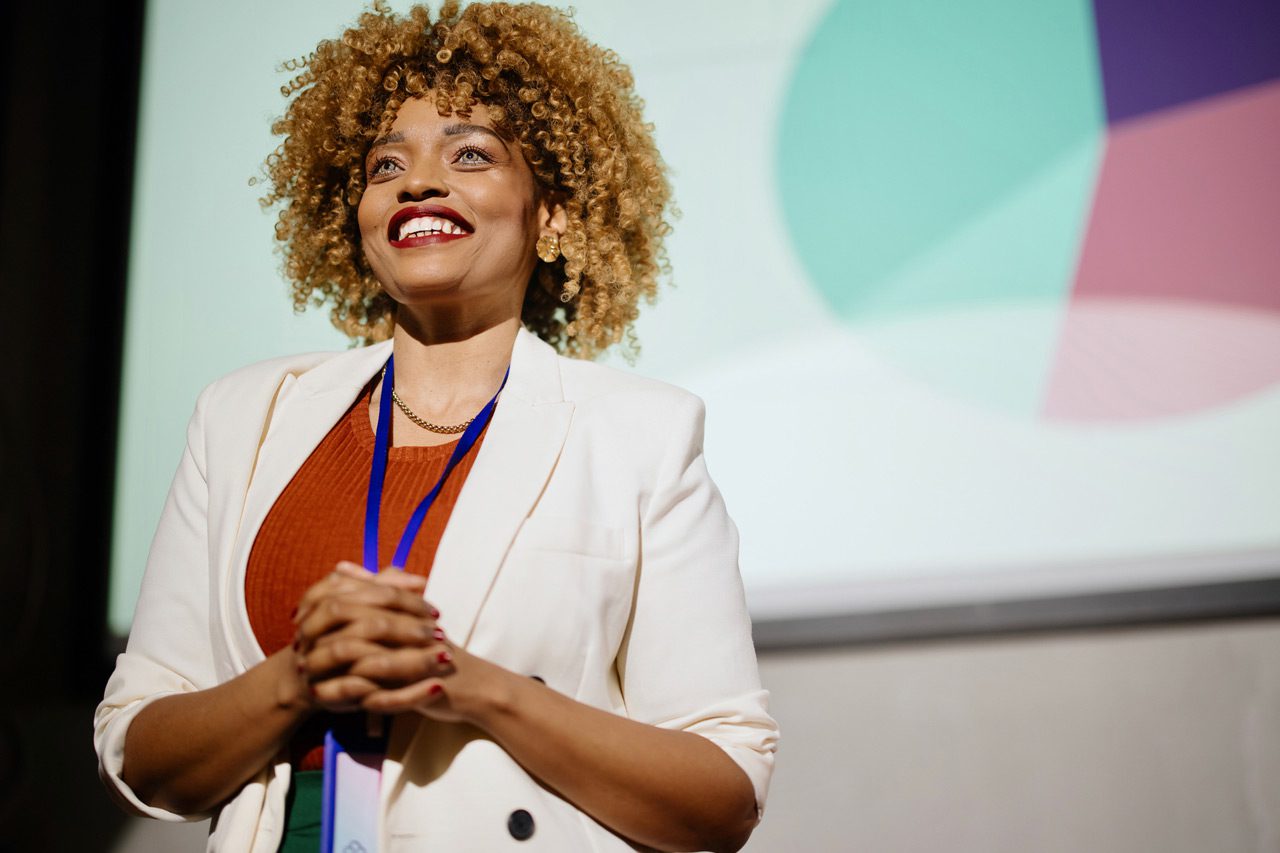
left=746, top=618, right=1280, bottom=853
left=112, top=618, right=1280, bottom=852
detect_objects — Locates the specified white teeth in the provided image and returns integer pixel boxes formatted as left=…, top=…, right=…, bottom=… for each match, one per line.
left=397, top=215, right=466, bottom=240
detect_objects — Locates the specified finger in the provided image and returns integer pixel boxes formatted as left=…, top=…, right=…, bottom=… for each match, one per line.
left=334, top=561, right=370, bottom=579
left=366, top=569, right=436, bottom=620
left=362, top=679, right=446, bottom=715
left=300, top=636, right=389, bottom=680
left=332, top=581, right=434, bottom=619
left=294, top=564, right=421, bottom=622
left=296, top=592, right=435, bottom=644
left=310, top=674, right=382, bottom=713
left=305, top=605, right=444, bottom=649
left=346, top=645, right=454, bottom=685
left=371, top=569, right=428, bottom=594
left=295, top=569, right=428, bottom=628
left=293, top=571, right=373, bottom=625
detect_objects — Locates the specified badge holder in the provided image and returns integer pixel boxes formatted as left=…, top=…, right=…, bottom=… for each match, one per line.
left=321, top=719, right=386, bottom=853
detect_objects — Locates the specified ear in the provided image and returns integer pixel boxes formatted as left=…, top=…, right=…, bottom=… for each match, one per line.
left=536, top=192, right=568, bottom=238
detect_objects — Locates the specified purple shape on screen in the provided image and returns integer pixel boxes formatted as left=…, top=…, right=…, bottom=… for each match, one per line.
left=1093, top=0, right=1280, bottom=124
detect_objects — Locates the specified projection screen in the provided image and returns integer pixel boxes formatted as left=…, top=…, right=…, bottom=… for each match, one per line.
left=110, top=0, right=1280, bottom=639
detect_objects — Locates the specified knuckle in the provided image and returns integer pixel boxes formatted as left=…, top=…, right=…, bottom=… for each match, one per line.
left=403, top=650, right=427, bottom=678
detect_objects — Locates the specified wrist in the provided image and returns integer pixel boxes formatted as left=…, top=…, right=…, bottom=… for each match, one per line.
left=270, top=649, right=314, bottom=716
left=456, top=661, right=523, bottom=730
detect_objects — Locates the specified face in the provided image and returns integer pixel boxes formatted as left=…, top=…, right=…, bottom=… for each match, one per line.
left=357, top=96, right=560, bottom=320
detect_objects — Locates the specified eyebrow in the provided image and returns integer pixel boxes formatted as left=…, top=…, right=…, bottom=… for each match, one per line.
left=369, top=131, right=406, bottom=149
left=442, top=122, right=506, bottom=143
left=368, top=123, right=506, bottom=151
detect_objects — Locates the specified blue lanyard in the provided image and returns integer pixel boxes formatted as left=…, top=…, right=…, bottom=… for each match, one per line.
left=322, top=355, right=507, bottom=853
left=362, top=354, right=508, bottom=571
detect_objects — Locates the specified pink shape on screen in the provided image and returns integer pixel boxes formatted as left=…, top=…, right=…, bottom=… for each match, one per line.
left=1042, top=298, right=1280, bottom=421
left=1042, top=79, right=1280, bottom=422
left=1074, top=78, right=1280, bottom=312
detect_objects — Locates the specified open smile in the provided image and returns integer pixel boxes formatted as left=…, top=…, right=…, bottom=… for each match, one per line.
left=388, top=204, right=474, bottom=248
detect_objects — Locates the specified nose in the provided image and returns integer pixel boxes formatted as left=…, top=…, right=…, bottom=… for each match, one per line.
left=397, top=160, right=448, bottom=203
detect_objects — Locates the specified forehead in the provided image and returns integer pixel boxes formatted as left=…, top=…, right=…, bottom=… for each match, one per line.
left=382, top=96, right=500, bottom=137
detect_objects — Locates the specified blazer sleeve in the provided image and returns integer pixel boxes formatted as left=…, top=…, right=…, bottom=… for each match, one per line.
left=94, top=384, right=221, bottom=821
left=615, top=392, right=779, bottom=815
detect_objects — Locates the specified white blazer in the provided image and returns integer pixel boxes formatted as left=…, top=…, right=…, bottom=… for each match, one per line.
left=95, top=328, right=778, bottom=852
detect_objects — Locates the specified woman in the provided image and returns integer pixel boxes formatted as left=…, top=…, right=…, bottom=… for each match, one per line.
left=95, top=3, right=777, bottom=851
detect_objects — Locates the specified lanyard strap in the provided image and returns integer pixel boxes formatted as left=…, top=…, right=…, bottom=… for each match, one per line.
left=325, top=355, right=507, bottom=852
left=362, top=354, right=508, bottom=571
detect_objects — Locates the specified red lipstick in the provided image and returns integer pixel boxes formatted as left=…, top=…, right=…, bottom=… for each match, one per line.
left=388, top=204, right=474, bottom=248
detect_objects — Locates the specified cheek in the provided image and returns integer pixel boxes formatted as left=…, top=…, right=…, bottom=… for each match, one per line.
left=356, top=197, right=378, bottom=239
left=354, top=196, right=388, bottom=274
left=356, top=182, right=395, bottom=239
left=472, top=174, right=538, bottom=229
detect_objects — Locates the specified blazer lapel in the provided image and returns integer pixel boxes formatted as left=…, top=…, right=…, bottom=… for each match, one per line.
left=428, top=328, right=574, bottom=647
left=221, top=341, right=394, bottom=670
left=381, top=330, right=573, bottom=821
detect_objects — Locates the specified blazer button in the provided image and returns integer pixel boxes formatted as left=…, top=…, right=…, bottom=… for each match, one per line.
left=507, top=808, right=535, bottom=841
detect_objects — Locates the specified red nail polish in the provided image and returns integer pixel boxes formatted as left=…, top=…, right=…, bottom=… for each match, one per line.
left=437, top=650, right=452, bottom=664
left=432, top=628, right=446, bottom=641
left=289, top=606, right=298, bottom=620
left=296, top=663, right=305, bottom=675
left=429, top=606, right=440, bottom=619
left=292, top=639, right=300, bottom=652
left=427, top=684, right=442, bottom=697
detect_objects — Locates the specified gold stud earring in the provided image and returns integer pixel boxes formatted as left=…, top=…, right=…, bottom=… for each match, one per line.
left=536, top=233, right=561, bottom=263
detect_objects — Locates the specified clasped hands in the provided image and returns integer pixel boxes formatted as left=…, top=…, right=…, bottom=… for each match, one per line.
left=289, top=561, right=500, bottom=722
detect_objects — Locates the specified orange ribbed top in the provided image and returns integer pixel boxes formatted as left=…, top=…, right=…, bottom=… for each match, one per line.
left=244, top=382, right=484, bottom=769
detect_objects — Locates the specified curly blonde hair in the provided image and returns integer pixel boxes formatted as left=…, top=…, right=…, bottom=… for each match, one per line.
left=261, top=0, right=673, bottom=358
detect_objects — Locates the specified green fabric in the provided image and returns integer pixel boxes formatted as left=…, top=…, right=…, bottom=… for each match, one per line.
left=277, top=769, right=323, bottom=853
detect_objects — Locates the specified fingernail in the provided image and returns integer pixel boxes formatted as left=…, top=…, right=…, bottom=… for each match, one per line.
left=296, top=663, right=305, bottom=675
left=292, top=639, right=300, bottom=652
left=428, top=684, right=442, bottom=697
left=437, top=650, right=452, bottom=664
left=289, top=606, right=298, bottom=620
left=428, top=606, right=440, bottom=619
left=432, top=628, right=446, bottom=641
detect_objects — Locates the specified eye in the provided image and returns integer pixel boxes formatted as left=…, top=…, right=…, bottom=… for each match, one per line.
left=454, top=144, right=495, bottom=166
left=367, top=156, right=401, bottom=180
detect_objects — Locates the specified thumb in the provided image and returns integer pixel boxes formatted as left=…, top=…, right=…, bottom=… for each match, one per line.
left=334, top=560, right=370, bottom=579
left=375, top=567, right=428, bottom=591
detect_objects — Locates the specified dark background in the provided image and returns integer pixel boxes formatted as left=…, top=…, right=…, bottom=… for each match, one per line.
left=1, top=0, right=145, bottom=846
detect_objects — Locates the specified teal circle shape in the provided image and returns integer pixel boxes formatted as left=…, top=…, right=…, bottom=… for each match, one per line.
left=778, top=0, right=1105, bottom=324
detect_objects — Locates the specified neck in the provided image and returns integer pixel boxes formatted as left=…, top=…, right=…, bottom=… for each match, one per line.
left=388, top=313, right=519, bottom=408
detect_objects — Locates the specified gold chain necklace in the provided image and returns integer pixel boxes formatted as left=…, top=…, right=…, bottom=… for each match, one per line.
left=381, top=368, right=474, bottom=435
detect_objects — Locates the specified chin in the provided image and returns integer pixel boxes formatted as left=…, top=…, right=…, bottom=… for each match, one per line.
left=388, top=279, right=470, bottom=305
